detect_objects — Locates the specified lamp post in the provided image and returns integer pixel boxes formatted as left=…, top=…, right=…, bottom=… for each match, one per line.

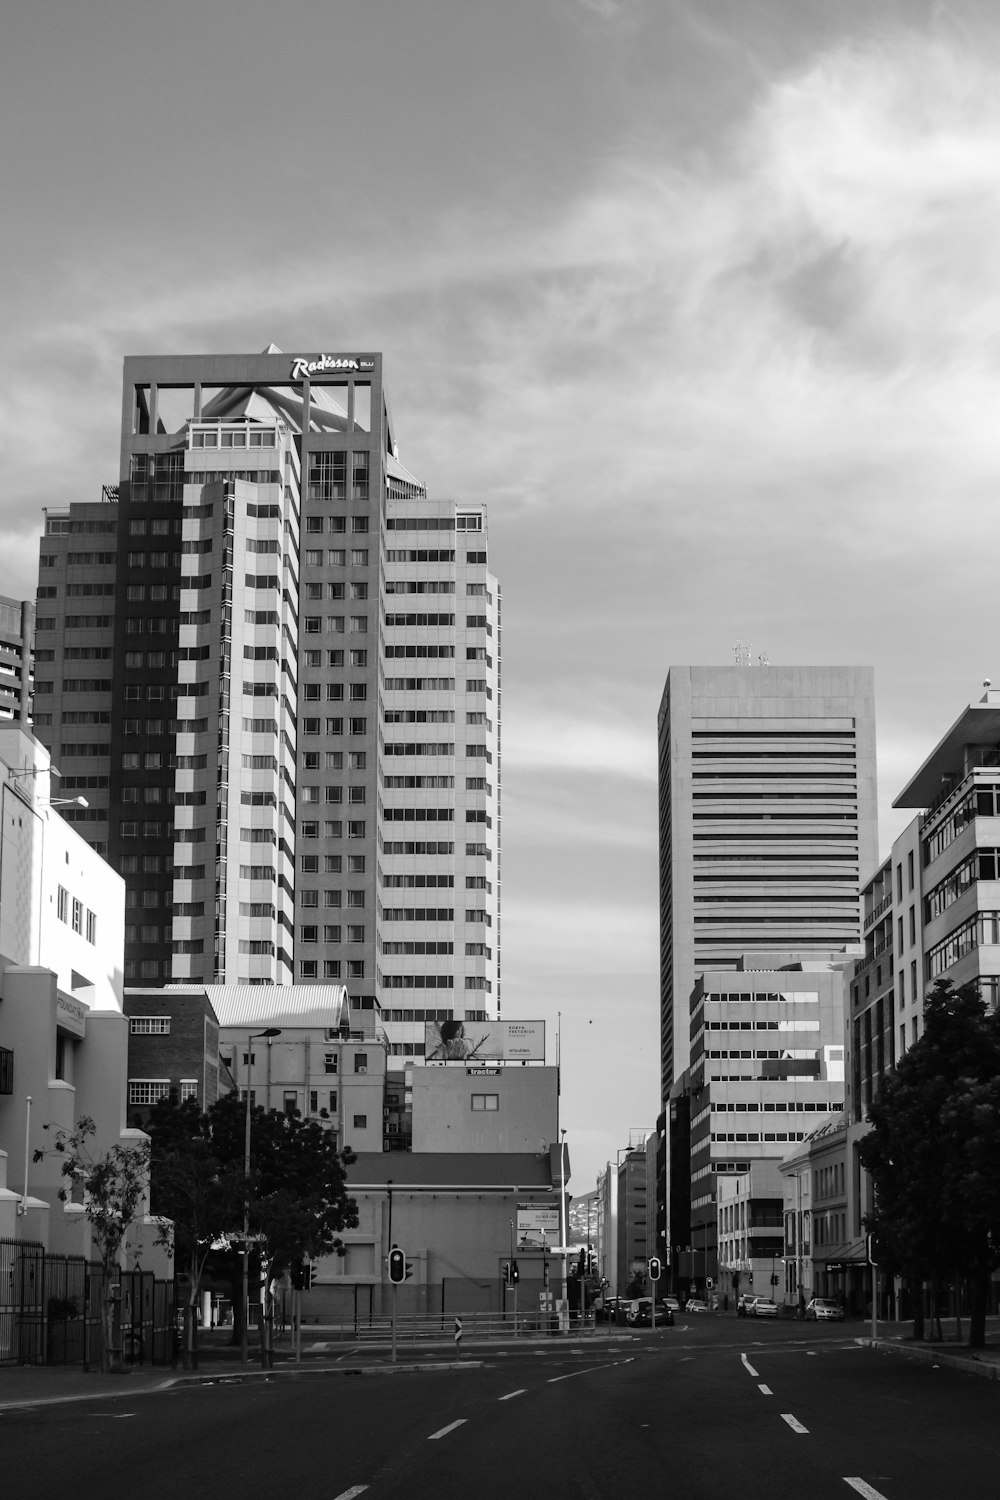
left=559, top=1128, right=568, bottom=1313
left=241, top=1027, right=281, bottom=1367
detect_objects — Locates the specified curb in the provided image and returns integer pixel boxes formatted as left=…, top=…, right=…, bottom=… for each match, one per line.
left=857, top=1336, right=1000, bottom=1382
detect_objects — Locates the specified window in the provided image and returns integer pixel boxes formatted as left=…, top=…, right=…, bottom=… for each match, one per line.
left=283, top=1091, right=298, bottom=1116
left=72, top=898, right=83, bottom=934
left=128, top=1080, right=171, bottom=1106
left=324, top=1053, right=338, bottom=1074
left=352, top=1114, right=368, bottom=1129
left=179, top=1081, right=198, bottom=1102
left=129, top=1016, right=170, bottom=1035
left=354, top=1053, right=368, bottom=1073
left=57, top=886, right=68, bottom=922
left=471, top=1094, right=499, bottom=1111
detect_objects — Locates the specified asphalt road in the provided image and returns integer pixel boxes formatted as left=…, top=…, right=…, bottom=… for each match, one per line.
left=5, top=1318, right=999, bottom=1499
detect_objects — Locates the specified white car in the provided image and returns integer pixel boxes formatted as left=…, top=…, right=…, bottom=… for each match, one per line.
left=746, top=1297, right=778, bottom=1318
left=805, top=1297, right=844, bottom=1321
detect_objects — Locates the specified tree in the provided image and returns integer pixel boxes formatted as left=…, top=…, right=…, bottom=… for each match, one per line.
left=145, top=1096, right=245, bottom=1368
left=35, top=1117, right=151, bottom=1373
left=860, top=980, right=1000, bottom=1348
left=147, top=1091, right=358, bottom=1362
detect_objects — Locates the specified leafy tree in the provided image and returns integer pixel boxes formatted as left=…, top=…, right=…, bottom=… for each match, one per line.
left=860, top=980, right=1000, bottom=1347
left=35, top=1117, right=151, bottom=1372
left=147, top=1091, right=358, bottom=1362
left=145, top=1097, right=245, bottom=1368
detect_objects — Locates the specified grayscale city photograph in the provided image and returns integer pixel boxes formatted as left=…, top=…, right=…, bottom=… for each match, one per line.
left=2, top=2, right=1000, bottom=1497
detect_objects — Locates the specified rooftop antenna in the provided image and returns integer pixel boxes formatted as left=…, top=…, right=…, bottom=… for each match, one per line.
left=733, top=639, right=752, bottom=668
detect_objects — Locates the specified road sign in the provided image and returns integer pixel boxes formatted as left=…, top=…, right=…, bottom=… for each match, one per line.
left=454, top=1316, right=463, bottom=1351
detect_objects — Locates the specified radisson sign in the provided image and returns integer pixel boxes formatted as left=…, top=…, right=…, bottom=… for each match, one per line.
left=289, top=355, right=375, bottom=379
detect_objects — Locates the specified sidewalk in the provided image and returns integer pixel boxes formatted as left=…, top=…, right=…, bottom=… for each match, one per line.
left=859, top=1317, right=1000, bottom=1382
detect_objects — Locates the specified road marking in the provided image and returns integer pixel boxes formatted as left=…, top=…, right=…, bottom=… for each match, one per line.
left=741, top=1354, right=759, bottom=1377
left=758, top=1384, right=772, bottom=1395
left=781, top=1414, right=809, bottom=1434
left=844, top=1482, right=890, bottom=1500
left=428, top=1420, right=467, bottom=1441
left=498, top=1389, right=526, bottom=1401
left=333, top=1489, right=368, bottom=1500
left=548, top=1360, right=631, bottom=1384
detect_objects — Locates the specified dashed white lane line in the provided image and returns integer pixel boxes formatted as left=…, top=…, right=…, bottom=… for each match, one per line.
left=741, top=1354, right=760, bottom=1378
left=499, top=1389, right=527, bottom=1401
left=781, top=1414, right=809, bottom=1434
left=333, top=1489, right=368, bottom=1500
left=844, top=1481, right=890, bottom=1500
left=758, top=1384, right=772, bottom=1396
left=428, top=1420, right=467, bottom=1441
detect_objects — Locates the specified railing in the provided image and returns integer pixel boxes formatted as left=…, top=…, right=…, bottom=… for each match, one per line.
left=322, top=1311, right=598, bottom=1343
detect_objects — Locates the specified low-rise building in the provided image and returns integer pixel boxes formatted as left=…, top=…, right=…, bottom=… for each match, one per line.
left=0, top=727, right=167, bottom=1273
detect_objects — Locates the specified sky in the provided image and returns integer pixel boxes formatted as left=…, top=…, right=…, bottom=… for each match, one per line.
left=5, top=0, right=1000, bottom=1197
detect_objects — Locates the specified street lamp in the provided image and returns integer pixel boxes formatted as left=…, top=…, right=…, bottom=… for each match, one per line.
left=241, top=1027, right=281, bottom=1367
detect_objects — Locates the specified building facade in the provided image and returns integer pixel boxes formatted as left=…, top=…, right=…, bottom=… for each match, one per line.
left=687, top=957, right=849, bottom=1294
left=0, top=727, right=166, bottom=1273
left=33, top=349, right=501, bottom=1059
left=0, top=596, right=34, bottom=725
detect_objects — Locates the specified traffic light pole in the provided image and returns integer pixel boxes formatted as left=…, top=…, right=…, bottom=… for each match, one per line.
left=391, top=1278, right=397, bottom=1365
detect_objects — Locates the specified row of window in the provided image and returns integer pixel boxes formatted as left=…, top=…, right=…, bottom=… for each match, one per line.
left=926, top=910, right=1000, bottom=978
left=302, top=516, right=374, bottom=535
left=56, top=887, right=97, bottom=943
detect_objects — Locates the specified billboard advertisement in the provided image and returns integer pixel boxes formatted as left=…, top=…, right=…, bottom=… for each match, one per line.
left=423, top=1018, right=545, bottom=1063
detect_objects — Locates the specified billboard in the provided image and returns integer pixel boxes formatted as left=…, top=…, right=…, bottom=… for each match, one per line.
left=423, top=1018, right=545, bottom=1063
left=517, top=1202, right=560, bottom=1239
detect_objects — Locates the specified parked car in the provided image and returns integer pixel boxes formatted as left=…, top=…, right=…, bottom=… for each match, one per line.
left=746, top=1297, right=778, bottom=1318
left=595, top=1295, right=625, bottom=1323
left=736, top=1295, right=755, bottom=1318
left=805, top=1297, right=844, bottom=1321
left=626, top=1297, right=675, bottom=1327
left=685, top=1297, right=709, bottom=1313
left=663, top=1295, right=681, bottom=1313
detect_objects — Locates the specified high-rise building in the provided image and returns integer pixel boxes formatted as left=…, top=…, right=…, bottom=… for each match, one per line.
left=656, top=664, right=878, bottom=1094
left=34, top=348, right=501, bottom=1058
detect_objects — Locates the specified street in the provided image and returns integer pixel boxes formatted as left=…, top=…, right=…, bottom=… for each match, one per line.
left=5, top=1318, right=1000, bottom=1499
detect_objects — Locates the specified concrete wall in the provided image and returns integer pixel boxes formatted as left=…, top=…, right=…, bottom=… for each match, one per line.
left=410, top=1065, right=558, bottom=1153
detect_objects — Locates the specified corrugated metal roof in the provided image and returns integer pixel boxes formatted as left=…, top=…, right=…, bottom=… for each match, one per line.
left=205, top=984, right=348, bottom=1030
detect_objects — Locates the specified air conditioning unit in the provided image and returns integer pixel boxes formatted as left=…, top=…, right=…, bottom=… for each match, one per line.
left=357, top=1065, right=367, bottom=1074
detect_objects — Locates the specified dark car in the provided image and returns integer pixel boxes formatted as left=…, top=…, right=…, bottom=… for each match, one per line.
left=626, top=1297, right=675, bottom=1327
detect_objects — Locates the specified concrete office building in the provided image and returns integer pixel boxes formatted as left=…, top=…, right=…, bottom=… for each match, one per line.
left=657, top=665, right=877, bottom=1296
left=33, top=349, right=501, bottom=1057
left=691, top=958, right=848, bottom=1303
left=832, top=687, right=1000, bottom=1316
left=0, top=597, right=35, bottom=725
left=657, top=664, right=877, bottom=1094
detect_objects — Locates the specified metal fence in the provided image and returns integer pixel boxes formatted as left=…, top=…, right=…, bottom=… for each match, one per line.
left=0, top=1239, right=174, bottom=1369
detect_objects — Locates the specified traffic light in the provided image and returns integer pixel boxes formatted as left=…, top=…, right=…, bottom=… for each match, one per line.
left=748, top=1271, right=754, bottom=1286
left=388, top=1246, right=407, bottom=1284
left=648, top=1256, right=662, bottom=1282
left=303, top=1263, right=314, bottom=1290
left=504, top=1260, right=520, bottom=1286
left=292, top=1261, right=315, bottom=1290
